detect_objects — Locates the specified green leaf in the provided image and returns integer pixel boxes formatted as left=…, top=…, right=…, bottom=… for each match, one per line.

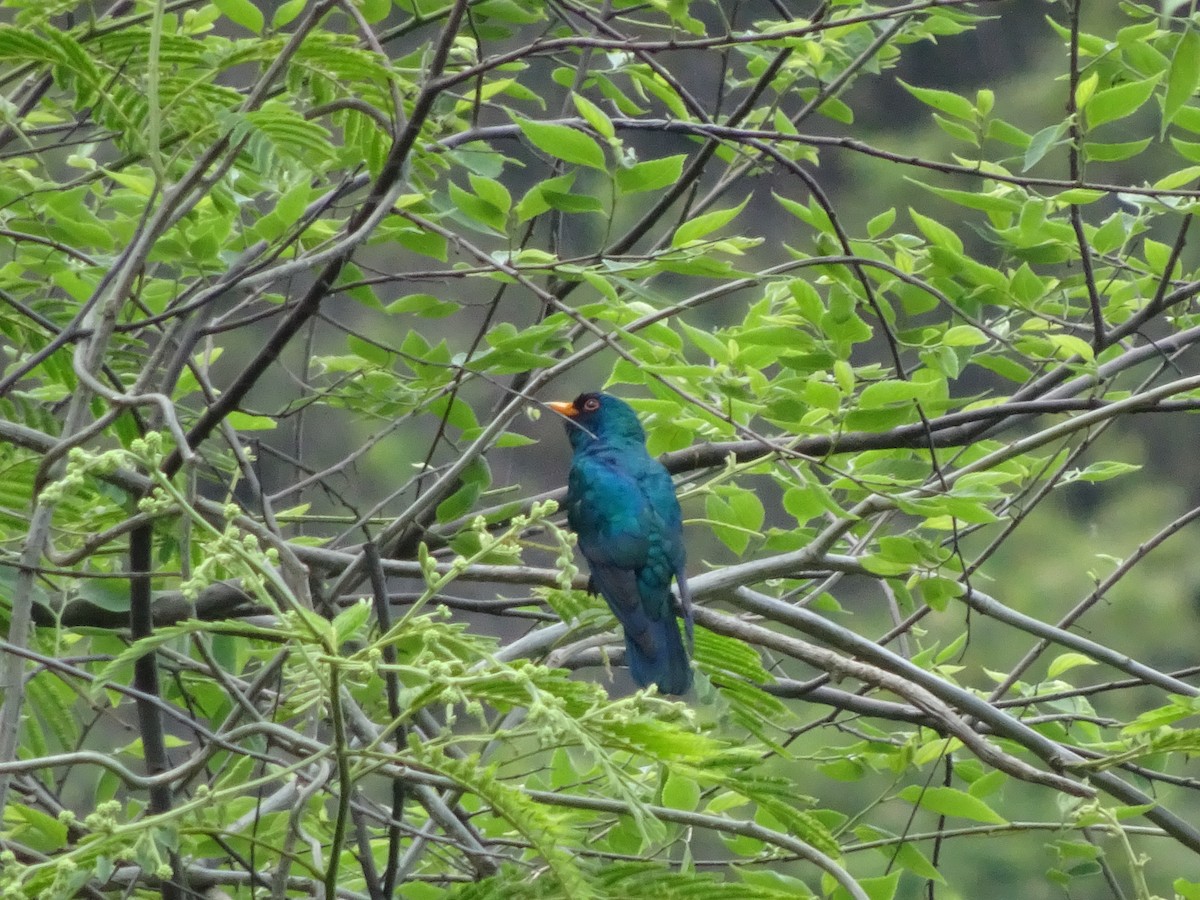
left=967, top=769, right=1008, bottom=798
left=908, top=208, right=963, bottom=253
left=513, top=116, right=606, bottom=169
left=933, top=113, right=978, bottom=145
left=1045, top=333, right=1094, bottom=361
left=628, top=66, right=689, bottom=118
left=347, top=334, right=392, bottom=367
left=272, top=0, right=306, bottom=27
left=776, top=193, right=832, bottom=232
left=725, top=488, right=765, bottom=533
left=899, top=80, right=976, bottom=121
left=679, top=320, right=729, bottom=363
left=975, top=88, right=994, bottom=116
left=394, top=226, right=448, bottom=261
left=1170, top=136, right=1200, bottom=163
left=515, top=172, right=582, bottom=220
left=861, top=553, right=913, bottom=577
left=661, top=773, right=700, bottom=812
left=988, top=118, right=1031, bottom=148
left=703, top=486, right=764, bottom=555
left=436, top=458, right=491, bottom=523
left=616, top=155, right=686, bottom=194
left=803, top=379, right=841, bottom=413
left=359, top=0, right=390, bottom=24
left=469, top=174, right=512, bottom=218
left=781, top=486, right=823, bottom=524
left=832, top=871, right=900, bottom=900
left=695, top=628, right=773, bottom=683
left=332, top=599, right=371, bottom=645
left=386, top=293, right=460, bottom=318
left=213, top=0, right=264, bottom=33
left=494, top=432, right=537, bottom=448
left=737, top=868, right=820, bottom=895
left=1067, top=461, right=1141, bottom=482
left=918, top=576, right=963, bottom=612
left=1054, top=188, right=1105, bottom=205
left=1047, top=652, right=1098, bottom=679
left=1074, top=72, right=1099, bottom=110
left=571, top=92, right=614, bottom=139
left=672, top=197, right=750, bottom=247
left=541, top=189, right=604, bottom=214
left=942, top=324, right=988, bottom=346
left=473, top=0, right=545, bottom=24
left=226, top=412, right=277, bottom=431
left=1122, top=697, right=1200, bottom=735
left=1085, top=138, right=1152, bottom=162
left=334, top=262, right=380, bottom=308
left=1090, top=215, right=1129, bottom=255
left=820, top=757, right=866, bottom=782
left=857, top=379, right=929, bottom=408
left=1153, top=164, right=1200, bottom=190
left=1173, top=104, right=1200, bottom=133
left=863, top=832, right=944, bottom=883
left=1166, top=31, right=1200, bottom=129
left=816, top=96, right=853, bottom=124
left=1085, top=76, right=1159, bottom=129
left=897, top=786, right=1007, bottom=824
left=867, top=208, right=896, bottom=237
left=450, top=181, right=508, bottom=233
left=9, top=804, right=69, bottom=853
left=1023, top=121, right=1069, bottom=170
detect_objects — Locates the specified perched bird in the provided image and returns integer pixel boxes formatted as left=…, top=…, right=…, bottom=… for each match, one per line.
left=548, top=392, right=693, bottom=694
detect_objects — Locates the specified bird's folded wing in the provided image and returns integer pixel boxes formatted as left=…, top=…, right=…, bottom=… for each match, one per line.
left=567, top=455, right=657, bottom=569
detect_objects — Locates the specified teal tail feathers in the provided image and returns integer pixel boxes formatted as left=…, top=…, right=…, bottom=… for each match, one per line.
left=625, top=615, right=692, bottom=695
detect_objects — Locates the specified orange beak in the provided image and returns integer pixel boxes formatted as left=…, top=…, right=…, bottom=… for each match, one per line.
left=547, top=400, right=578, bottom=417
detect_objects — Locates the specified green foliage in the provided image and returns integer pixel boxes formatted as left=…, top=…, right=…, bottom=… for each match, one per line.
left=4, top=1, right=1200, bottom=898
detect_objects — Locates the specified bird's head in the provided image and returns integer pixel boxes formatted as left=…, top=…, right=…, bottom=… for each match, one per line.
left=547, top=392, right=646, bottom=450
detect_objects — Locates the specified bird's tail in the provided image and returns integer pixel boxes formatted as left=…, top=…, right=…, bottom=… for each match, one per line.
left=626, top=615, right=692, bottom=695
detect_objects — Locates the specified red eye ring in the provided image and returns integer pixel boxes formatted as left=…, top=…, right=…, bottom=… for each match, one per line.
left=583, top=398, right=600, bottom=411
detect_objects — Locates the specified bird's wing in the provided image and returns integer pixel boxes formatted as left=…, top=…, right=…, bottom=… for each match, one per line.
left=566, top=453, right=657, bottom=570
left=568, top=452, right=681, bottom=620
left=630, top=457, right=692, bottom=647
left=629, top=459, right=684, bottom=544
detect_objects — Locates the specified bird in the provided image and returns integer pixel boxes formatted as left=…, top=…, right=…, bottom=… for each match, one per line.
left=547, top=392, right=693, bottom=694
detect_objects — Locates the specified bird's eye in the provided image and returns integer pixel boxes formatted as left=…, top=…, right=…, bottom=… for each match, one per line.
left=583, top=397, right=600, bottom=411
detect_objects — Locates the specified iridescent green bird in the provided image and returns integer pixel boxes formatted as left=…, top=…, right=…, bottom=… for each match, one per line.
left=548, top=392, right=693, bottom=694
